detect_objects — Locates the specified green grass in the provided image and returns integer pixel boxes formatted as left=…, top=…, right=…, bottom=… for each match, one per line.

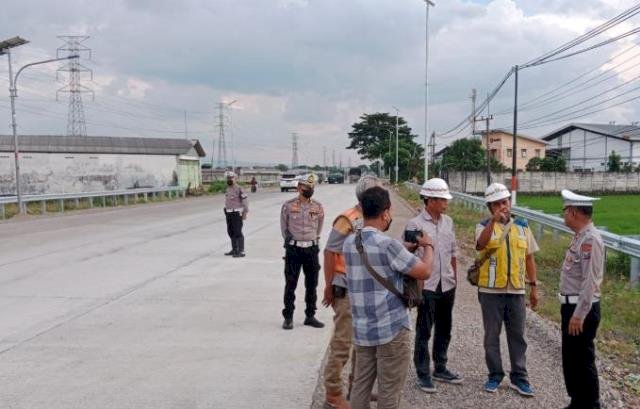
left=517, top=194, right=640, bottom=235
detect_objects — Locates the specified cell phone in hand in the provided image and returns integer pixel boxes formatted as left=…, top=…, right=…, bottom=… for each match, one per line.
left=404, top=229, right=423, bottom=244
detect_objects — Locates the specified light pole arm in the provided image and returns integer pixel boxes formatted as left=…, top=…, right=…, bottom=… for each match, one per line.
left=12, top=55, right=77, bottom=95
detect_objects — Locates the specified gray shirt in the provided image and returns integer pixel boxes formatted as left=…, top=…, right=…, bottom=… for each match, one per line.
left=405, top=210, right=457, bottom=292
left=225, top=184, right=248, bottom=215
left=561, top=222, right=604, bottom=319
left=280, top=197, right=325, bottom=241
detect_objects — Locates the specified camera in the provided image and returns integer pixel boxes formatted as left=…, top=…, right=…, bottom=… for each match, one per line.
left=404, top=229, right=423, bottom=244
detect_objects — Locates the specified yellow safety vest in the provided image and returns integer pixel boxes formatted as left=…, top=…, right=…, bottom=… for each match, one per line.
left=477, top=219, right=529, bottom=289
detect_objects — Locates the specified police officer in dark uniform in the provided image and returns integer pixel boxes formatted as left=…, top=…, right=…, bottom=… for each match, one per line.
left=224, top=171, right=248, bottom=258
left=280, top=173, right=325, bottom=330
left=560, top=189, right=604, bottom=409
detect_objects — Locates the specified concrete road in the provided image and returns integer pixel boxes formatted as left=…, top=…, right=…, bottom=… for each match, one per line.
left=0, top=184, right=358, bottom=409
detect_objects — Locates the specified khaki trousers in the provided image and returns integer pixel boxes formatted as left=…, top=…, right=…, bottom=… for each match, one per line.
left=324, top=295, right=353, bottom=396
left=350, top=328, right=411, bottom=409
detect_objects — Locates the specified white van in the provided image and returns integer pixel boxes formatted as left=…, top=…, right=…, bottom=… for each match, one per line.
left=280, top=173, right=299, bottom=192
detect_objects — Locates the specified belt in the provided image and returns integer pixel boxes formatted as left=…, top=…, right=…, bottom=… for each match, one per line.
left=288, top=240, right=317, bottom=248
left=225, top=208, right=244, bottom=213
left=558, top=294, right=600, bottom=305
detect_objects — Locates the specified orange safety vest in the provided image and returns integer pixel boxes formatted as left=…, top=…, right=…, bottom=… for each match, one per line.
left=333, top=206, right=362, bottom=274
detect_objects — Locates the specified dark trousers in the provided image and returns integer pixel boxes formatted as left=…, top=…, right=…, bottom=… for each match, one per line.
left=282, top=244, right=320, bottom=319
left=562, top=302, right=601, bottom=409
left=414, top=286, right=456, bottom=379
left=224, top=211, right=244, bottom=253
left=478, top=292, right=528, bottom=383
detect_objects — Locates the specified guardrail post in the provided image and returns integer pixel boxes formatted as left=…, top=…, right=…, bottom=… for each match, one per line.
left=124, top=195, right=129, bottom=206
left=113, top=195, right=118, bottom=206
left=630, top=257, right=640, bottom=287
left=1, top=203, right=5, bottom=219
left=74, top=198, right=80, bottom=209
left=144, top=192, right=148, bottom=202
left=102, top=196, right=106, bottom=207
left=552, top=228, right=559, bottom=241
left=41, top=200, right=46, bottom=215
left=534, top=223, right=544, bottom=242
left=133, top=193, right=138, bottom=204
left=89, top=197, right=93, bottom=208
left=60, top=199, right=64, bottom=213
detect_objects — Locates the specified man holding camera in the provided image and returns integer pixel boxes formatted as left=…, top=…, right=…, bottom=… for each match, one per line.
left=321, top=175, right=382, bottom=409
left=403, top=178, right=461, bottom=393
left=280, top=174, right=325, bottom=330
left=343, top=186, right=433, bottom=409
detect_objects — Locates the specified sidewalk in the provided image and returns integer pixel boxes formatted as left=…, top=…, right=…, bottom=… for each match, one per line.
left=312, top=188, right=621, bottom=409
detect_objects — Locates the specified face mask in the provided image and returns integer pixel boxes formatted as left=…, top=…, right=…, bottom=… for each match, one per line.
left=301, top=189, right=314, bottom=199
left=227, top=180, right=234, bottom=186
left=383, top=212, right=393, bottom=232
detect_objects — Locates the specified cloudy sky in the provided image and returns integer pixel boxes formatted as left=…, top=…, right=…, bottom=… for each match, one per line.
left=1, top=0, right=639, bottom=167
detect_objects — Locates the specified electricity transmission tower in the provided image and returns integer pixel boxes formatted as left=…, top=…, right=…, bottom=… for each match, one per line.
left=291, top=133, right=299, bottom=169
left=56, top=35, right=93, bottom=137
left=216, top=100, right=237, bottom=169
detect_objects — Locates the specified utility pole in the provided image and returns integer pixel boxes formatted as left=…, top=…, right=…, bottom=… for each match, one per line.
left=56, top=35, right=93, bottom=137
left=217, top=103, right=227, bottom=168
left=291, top=132, right=299, bottom=169
left=423, top=0, right=435, bottom=183
left=428, top=131, right=436, bottom=174
left=474, top=114, right=494, bottom=185
left=184, top=110, right=188, bottom=138
left=470, top=88, right=477, bottom=136
left=332, top=149, right=336, bottom=169
left=393, top=106, right=400, bottom=184
left=323, top=146, right=327, bottom=170
left=512, top=65, right=519, bottom=205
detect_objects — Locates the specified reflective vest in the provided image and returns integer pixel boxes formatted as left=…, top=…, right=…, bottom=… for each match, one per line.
left=477, top=218, right=530, bottom=289
left=333, top=206, right=362, bottom=274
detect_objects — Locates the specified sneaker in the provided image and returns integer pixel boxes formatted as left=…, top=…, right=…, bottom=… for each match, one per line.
left=282, top=318, right=293, bottom=330
left=510, top=379, right=534, bottom=397
left=484, top=378, right=501, bottom=393
left=303, top=316, right=325, bottom=328
left=433, top=369, right=463, bottom=384
left=417, top=377, right=436, bottom=393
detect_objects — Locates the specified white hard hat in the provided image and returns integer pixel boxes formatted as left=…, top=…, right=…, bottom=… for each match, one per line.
left=356, top=175, right=383, bottom=201
left=420, top=178, right=452, bottom=200
left=224, top=171, right=236, bottom=178
left=484, top=183, right=511, bottom=203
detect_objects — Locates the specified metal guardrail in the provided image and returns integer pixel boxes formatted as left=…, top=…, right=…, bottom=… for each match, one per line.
left=405, top=182, right=640, bottom=283
left=0, top=186, right=186, bottom=219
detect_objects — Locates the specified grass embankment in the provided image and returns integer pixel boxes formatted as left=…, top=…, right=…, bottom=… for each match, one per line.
left=517, top=194, right=640, bottom=235
left=397, top=184, right=640, bottom=398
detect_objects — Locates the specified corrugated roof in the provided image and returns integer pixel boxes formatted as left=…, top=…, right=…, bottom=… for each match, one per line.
left=0, top=135, right=206, bottom=157
left=542, top=123, right=640, bottom=142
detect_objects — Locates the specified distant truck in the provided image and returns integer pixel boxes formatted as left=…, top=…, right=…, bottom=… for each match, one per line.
left=348, top=168, right=362, bottom=183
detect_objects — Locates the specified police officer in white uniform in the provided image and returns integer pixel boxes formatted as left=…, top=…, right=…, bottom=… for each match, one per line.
left=560, top=189, right=604, bottom=409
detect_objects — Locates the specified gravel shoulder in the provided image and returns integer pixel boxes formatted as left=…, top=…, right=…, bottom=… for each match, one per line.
left=312, top=188, right=625, bottom=409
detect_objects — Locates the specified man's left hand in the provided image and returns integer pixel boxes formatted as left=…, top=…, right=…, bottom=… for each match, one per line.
left=529, top=286, right=539, bottom=310
left=568, top=317, right=584, bottom=336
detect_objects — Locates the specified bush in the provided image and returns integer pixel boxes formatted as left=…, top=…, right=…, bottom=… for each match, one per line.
left=208, top=181, right=227, bottom=194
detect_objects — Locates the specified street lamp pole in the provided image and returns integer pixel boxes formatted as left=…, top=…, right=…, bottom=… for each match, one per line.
left=392, top=106, right=400, bottom=184
left=2, top=36, right=77, bottom=214
left=424, top=0, right=435, bottom=183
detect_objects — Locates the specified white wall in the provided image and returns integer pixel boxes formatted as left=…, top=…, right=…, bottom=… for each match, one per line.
left=0, top=152, right=178, bottom=195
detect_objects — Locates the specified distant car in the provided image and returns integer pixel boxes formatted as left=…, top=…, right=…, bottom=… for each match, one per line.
left=280, top=173, right=299, bottom=192
left=327, top=173, right=344, bottom=184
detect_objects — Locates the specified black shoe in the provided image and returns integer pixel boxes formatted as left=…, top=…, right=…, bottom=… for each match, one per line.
left=433, top=369, right=463, bottom=384
left=417, top=377, right=436, bottom=393
left=303, top=316, right=325, bottom=328
left=232, top=252, right=245, bottom=258
left=282, top=318, right=293, bottom=330
left=224, top=250, right=235, bottom=256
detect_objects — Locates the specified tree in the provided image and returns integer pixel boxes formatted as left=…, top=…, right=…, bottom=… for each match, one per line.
left=608, top=150, right=622, bottom=172
left=539, top=156, right=567, bottom=172
left=275, top=164, right=288, bottom=171
left=347, top=112, right=424, bottom=182
left=526, top=157, right=543, bottom=171
left=441, top=138, right=485, bottom=171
